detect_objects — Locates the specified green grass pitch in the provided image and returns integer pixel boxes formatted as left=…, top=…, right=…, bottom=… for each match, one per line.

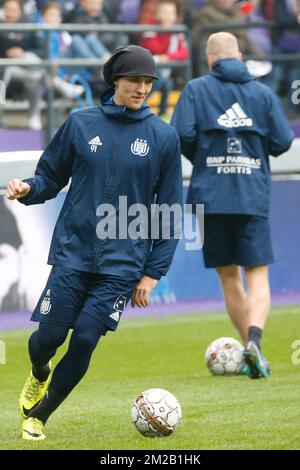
left=0, top=306, right=299, bottom=450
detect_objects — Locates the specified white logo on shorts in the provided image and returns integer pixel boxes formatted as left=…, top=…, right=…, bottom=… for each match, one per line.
left=40, top=289, right=52, bottom=315
left=109, top=295, right=127, bottom=322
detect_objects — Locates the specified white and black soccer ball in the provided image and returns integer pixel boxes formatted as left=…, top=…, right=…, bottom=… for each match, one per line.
left=205, top=337, right=244, bottom=376
left=131, top=388, right=182, bottom=437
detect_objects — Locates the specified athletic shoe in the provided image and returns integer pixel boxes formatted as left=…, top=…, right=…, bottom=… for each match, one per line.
left=261, top=353, right=271, bottom=375
left=243, top=341, right=270, bottom=379
left=22, top=417, right=46, bottom=441
left=239, top=360, right=251, bottom=376
left=19, top=362, right=51, bottom=418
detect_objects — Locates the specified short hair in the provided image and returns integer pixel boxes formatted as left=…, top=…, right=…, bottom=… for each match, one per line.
left=41, top=1, right=62, bottom=15
left=157, top=0, right=182, bottom=18
left=206, top=32, right=240, bottom=60
left=3, top=0, right=23, bottom=12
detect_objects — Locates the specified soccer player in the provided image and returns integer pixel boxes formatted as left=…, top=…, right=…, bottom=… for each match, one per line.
left=6, top=45, right=183, bottom=440
left=171, top=32, right=294, bottom=379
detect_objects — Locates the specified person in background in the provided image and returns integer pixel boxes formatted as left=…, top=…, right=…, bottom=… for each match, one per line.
left=238, top=0, right=272, bottom=56
left=102, top=0, right=119, bottom=23
left=141, top=0, right=189, bottom=118
left=0, top=198, right=25, bottom=311
left=192, top=0, right=260, bottom=75
left=39, top=2, right=103, bottom=94
left=35, top=0, right=76, bottom=18
left=116, top=0, right=142, bottom=24
left=0, top=0, right=44, bottom=130
left=64, top=0, right=118, bottom=55
left=138, top=0, right=159, bottom=24
left=171, top=32, right=294, bottom=379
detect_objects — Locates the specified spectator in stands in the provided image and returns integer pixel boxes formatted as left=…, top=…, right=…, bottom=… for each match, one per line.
left=0, top=0, right=45, bottom=130
left=39, top=2, right=100, bottom=92
left=192, top=0, right=260, bottom=75
left=0, top=0, right=40, bottom=20
left=116, top=0, right=142, bottom=24
left=181, top=0, right=206, bottom=29
left=1, top=0, right=87, bottom=130
left=274, top=1, right=300, bottom=53
left=141, top=0, right=189, bottom=117
left=64, top=0, right=118, bottom=52
left=0, top=0, right=43, bottom=57
left=6, top=45, right=182, bottom=442
left=260, top=0, right=276, bottom=20
left=54, top=0, right=120, bottom=22
left=114, top=0, right=144, bottom=45
left=238, top=0, right=272, bottom=55
left=18, top=0, right=37, bottom=20
left=138, top=0, right=191, bottom=26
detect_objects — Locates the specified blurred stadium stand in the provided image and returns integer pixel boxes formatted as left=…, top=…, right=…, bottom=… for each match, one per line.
left=197, top=20, right=300, bottom=75
left=1, top=20, right=300, bottom=140
left=0, top=22, right=191, bottom=143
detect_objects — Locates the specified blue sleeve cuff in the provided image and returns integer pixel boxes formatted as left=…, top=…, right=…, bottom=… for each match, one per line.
left=17, top=178, right=36, bottom=205
left=143, top=267, right=162, bottom=281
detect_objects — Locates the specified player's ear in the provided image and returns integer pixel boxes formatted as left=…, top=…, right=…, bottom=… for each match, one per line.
left=206, top=55, right=213, bottom=71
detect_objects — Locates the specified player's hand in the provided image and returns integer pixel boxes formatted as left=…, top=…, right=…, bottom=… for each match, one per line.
left=131, top=275, right=158, bottom=308
left=6, top=179, right=31, bottom=200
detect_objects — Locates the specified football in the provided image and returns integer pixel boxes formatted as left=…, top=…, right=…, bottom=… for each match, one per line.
left=205, top=337, right=244, bottom=375
left=131, top=388, right=182, bottom=437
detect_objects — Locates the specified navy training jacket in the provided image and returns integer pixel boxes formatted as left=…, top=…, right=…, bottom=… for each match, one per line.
left=19, top=90, right=183, bottom=281
left=171, top=58, right=294, bottom=216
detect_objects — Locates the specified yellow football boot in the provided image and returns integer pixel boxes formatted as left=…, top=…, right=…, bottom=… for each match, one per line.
left=19, top=362, right=51, bottom=418
left=22, top=417, right=46, bottom=441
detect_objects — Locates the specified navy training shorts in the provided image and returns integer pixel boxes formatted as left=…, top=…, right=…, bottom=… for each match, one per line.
left=202, top=214, right=274, bottom=268
left=31, top=265, right=137, bottom=332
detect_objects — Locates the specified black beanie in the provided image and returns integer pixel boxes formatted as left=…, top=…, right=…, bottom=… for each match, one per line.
left=103, top=45, right=159, bottom=87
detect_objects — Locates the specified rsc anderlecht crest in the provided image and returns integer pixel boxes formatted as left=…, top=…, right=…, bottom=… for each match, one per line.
left=131, top=138, right=149, bottom=157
